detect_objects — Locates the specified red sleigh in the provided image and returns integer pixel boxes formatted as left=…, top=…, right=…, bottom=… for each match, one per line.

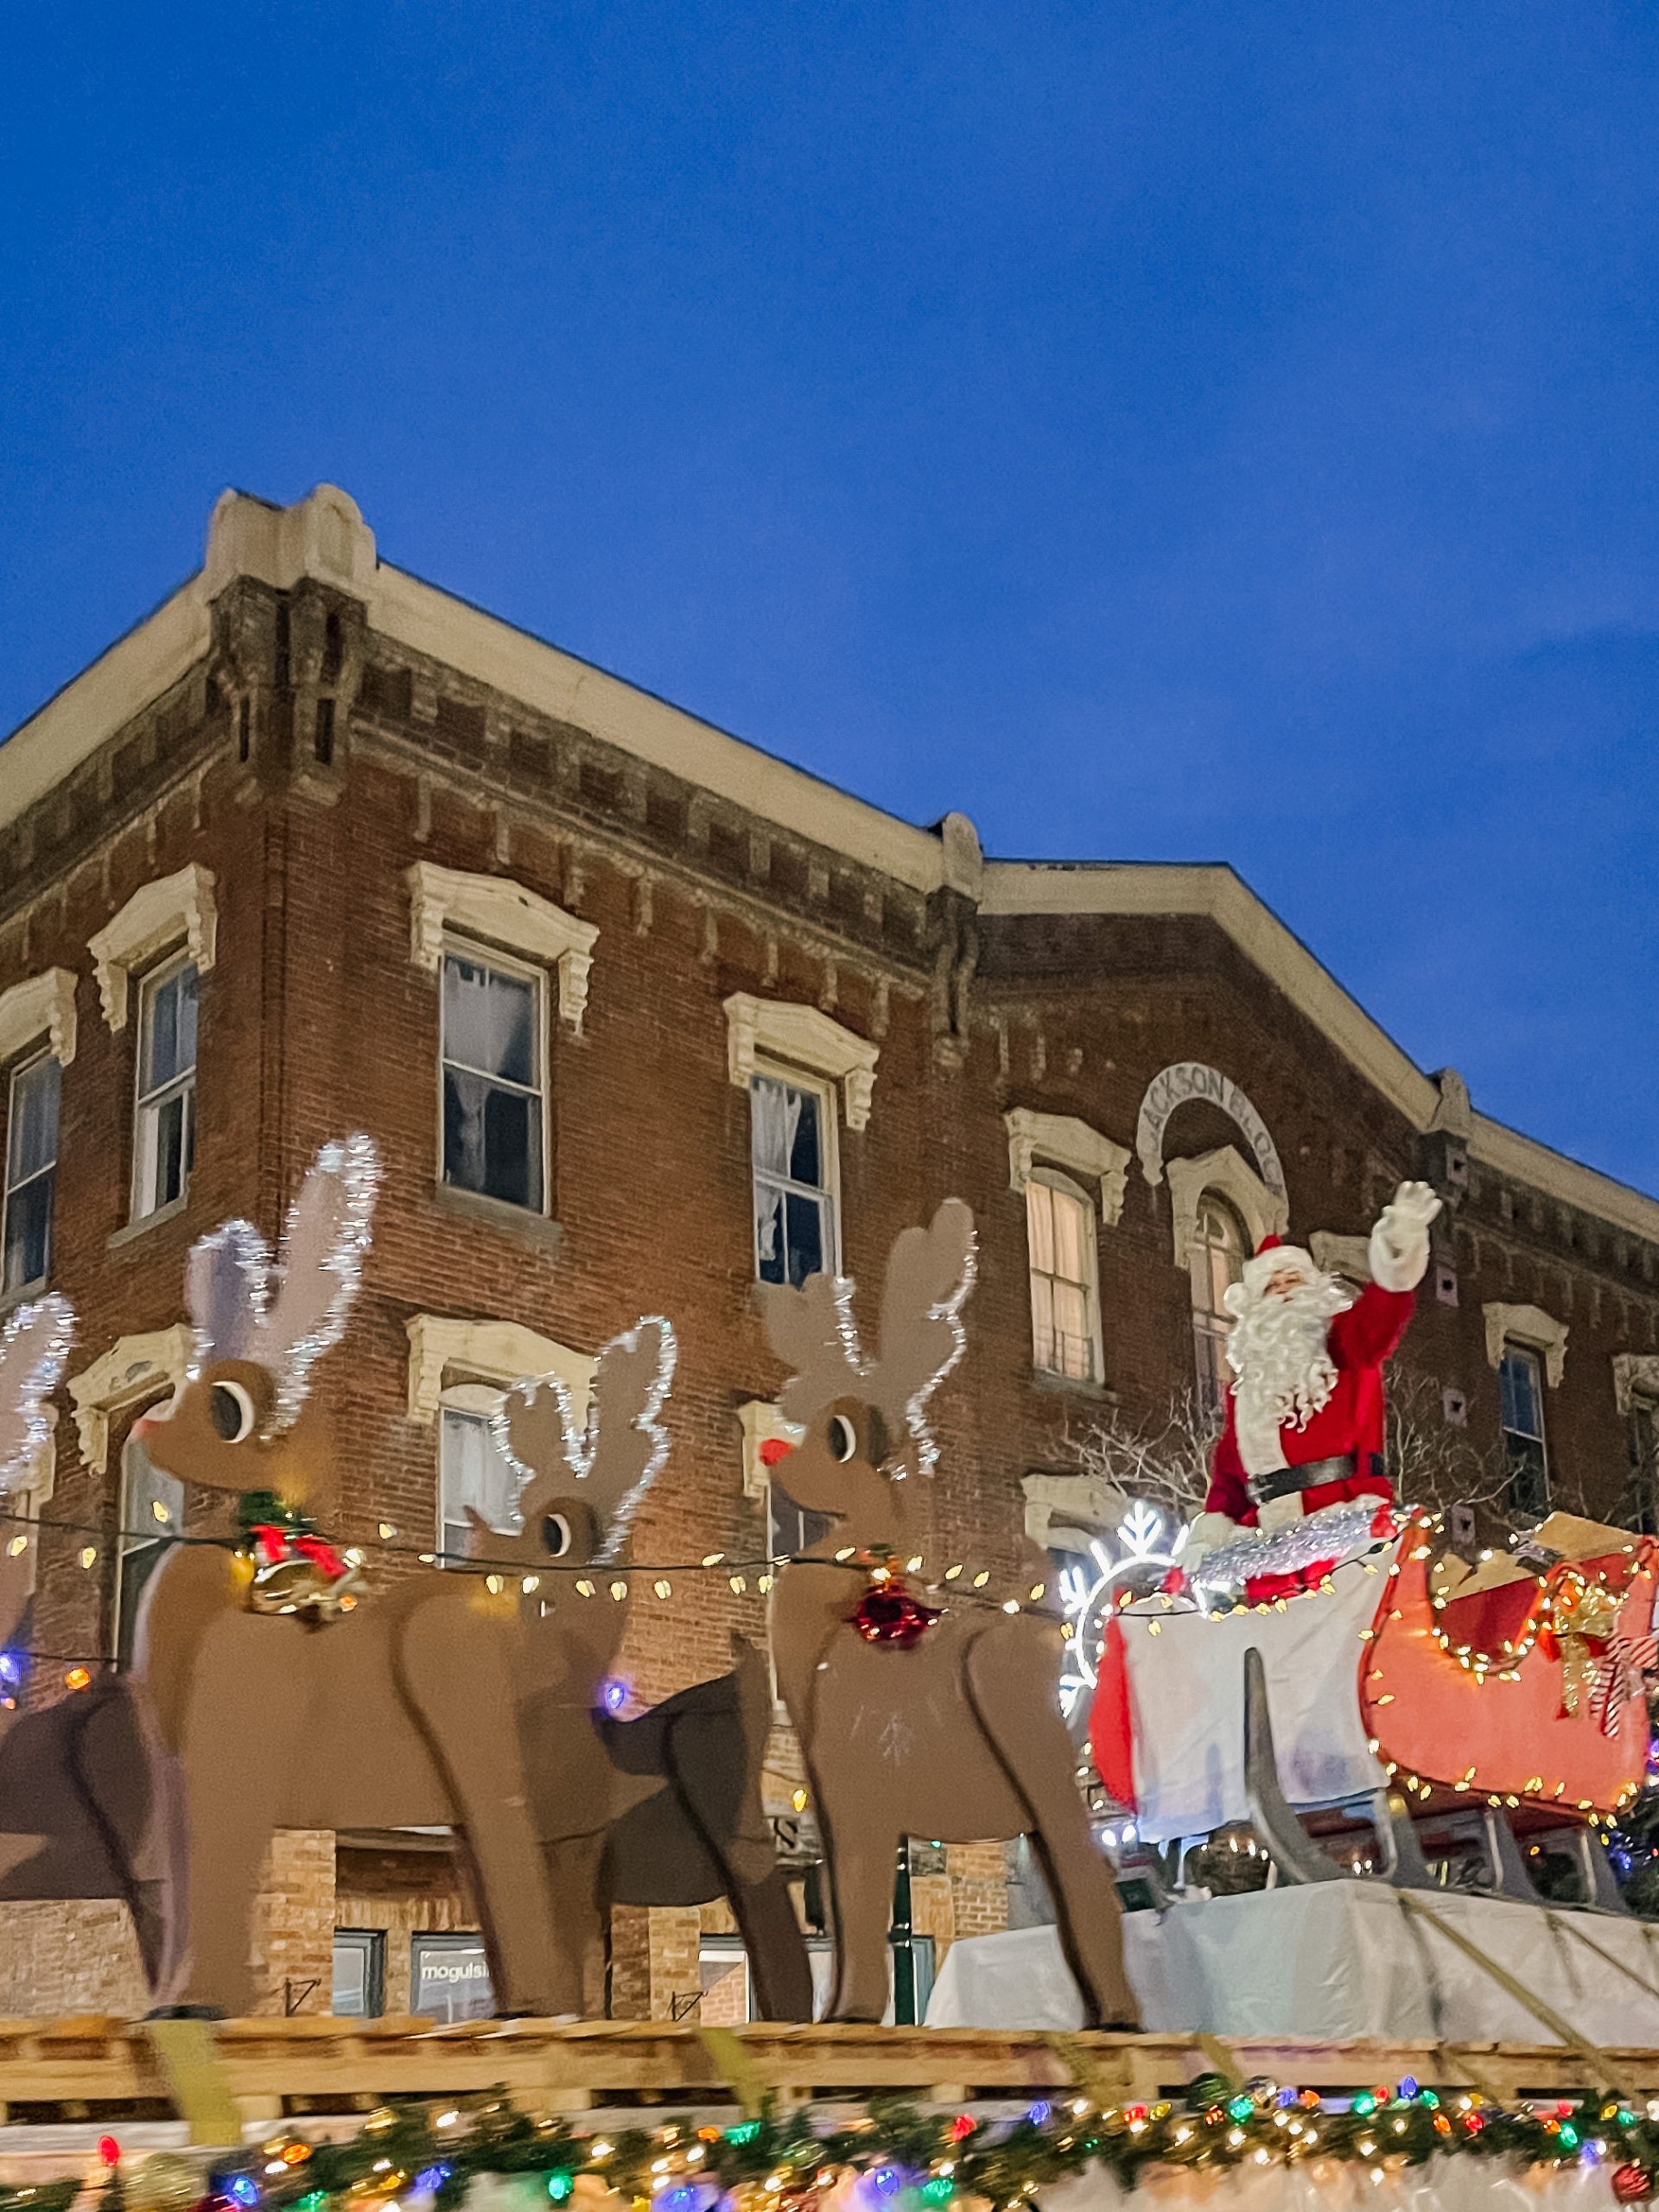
left=1090, top=1509, right=1656, bottom=1904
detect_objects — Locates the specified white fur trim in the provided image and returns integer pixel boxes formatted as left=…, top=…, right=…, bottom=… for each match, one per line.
left=1237, top=1244, right=1318, bottom=1300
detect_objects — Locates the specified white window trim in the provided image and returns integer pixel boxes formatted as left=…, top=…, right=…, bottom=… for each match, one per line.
left=88, top=864, right=217, bottom=1032
left=750, top=1057, right=842, bottom=1278
left=1166, top=1146, right=1287, bottom=1268
left=437, top=936, right=550, bottom=1214
left=0, top=969, right=78, bottom=1070
left=1024, top=1166, right=1105, bottom=1385
left=1484, top=1301, right=1568, bottom=1389
left=408, top=862, right=597, bottom=1033
left=1310, top=1230, right=1371, bottom=1285
left=1004, top=1108, right=1129, bottom=1224
left=1020, top=1469, right=1122, bottom=1548
left=405, top=1314, right=590, bottom=1424
left=1614, top=1354, right=1659, bottom=1418
left=68, top=1325, right=193, bottom=1474
left=723, top=994, right=878, bottom=1130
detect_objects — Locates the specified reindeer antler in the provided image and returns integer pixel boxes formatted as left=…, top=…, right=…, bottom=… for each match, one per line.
left=872, top=1198, right=976, bottom=1473
left=757, top=1273, right=868, bottom=1427
left=493, top=1319, right=677, bottom=1563
left=181, top=1135, right=380, bottom=1433
left=0, top=1295, right=73, bottom=1493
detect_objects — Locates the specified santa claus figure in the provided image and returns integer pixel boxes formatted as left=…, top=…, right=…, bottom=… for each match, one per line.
left=1189, top=1179, right=1443, bottom=1554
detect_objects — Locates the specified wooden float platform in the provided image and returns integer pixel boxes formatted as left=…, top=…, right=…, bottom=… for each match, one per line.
left=2, top=2019, right=1659, bottom=2131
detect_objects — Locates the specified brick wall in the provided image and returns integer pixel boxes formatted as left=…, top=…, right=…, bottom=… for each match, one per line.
left=0, top=563, right=1655, bottom=2015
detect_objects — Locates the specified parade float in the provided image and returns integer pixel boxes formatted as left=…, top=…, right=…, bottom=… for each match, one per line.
left=0, top=1157, right=1656, bottom=2212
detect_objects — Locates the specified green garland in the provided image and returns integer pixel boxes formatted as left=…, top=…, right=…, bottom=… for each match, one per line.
left=42, top=2075, right=1659, bottom=2212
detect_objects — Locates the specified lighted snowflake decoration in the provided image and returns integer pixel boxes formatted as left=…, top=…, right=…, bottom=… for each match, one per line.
left=1057, top=1497, right=1181, bottom=1723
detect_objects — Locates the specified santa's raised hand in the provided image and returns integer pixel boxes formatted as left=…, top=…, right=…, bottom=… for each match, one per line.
left=1368, top=1179, right=1443, bottom=1293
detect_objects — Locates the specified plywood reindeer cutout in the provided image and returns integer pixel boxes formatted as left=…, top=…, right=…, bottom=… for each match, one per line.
left=483, top=1322, right=812, bottom=2018
left=135, top=1137, right=568, bottom=2017
left=760, top=1199, right=1139, bottom=2026
left=0, top=1297, right=189, bottom=2003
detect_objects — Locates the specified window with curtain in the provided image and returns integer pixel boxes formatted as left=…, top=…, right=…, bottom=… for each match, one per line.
left=1025, top=1174, right=1099, bottom=1382
left=751, top=1071, right=837, bottom=1287
left=1499, top=1344, right=1550, bottom=1518
left=3, top=1049, right=60, bottom=1294
left=133, top=957, right=197, bottom=1219
left=437, top=1402, right=522, bottom=1564
left=441, top=947, right=545, bottom=1211
left=1190, top=1193, right=1247, bottom=1420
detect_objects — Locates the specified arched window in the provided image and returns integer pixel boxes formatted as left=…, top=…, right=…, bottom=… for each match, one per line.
left=1189, top=1193, right=1247, bottom=1418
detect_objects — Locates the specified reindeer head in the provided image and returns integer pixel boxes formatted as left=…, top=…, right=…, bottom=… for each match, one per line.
left=0, top=1294, right=73, bottom=1499
left=757, top=1199, right=976, bottom=1539
left=137, top=1135, right=379, bottom=1501
left=485, top=1319, right=677, bottom=1571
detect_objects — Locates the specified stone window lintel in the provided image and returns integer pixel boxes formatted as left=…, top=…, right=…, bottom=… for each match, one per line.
left=723, top=993, right=879, bottom=1130
left=408, top=861, right=598, bottom=1033
left=1484, top=1301, right=1568, bottom=1389
left=1004, top=1108, right=1130, bottom=1225
left=87, top=865, right=217, bottom=1031
left=0, top=969, right=79, bottom=1071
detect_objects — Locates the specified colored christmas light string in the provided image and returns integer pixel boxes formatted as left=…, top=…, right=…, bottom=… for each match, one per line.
left=38, top=2075, right=1659, bottom=2212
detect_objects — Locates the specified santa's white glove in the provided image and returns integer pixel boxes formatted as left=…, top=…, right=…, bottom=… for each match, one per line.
left=1369, top=1179, right=1442, bottom=1293
left=1258, top=1491, right=1307, bottom=1533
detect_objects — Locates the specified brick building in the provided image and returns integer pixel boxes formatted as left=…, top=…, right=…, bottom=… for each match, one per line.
left=1, top=483, right=1657, bottom=2018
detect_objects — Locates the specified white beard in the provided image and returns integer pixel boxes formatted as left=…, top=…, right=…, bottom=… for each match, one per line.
left=1226, top=1273, right=1353, bottom=1477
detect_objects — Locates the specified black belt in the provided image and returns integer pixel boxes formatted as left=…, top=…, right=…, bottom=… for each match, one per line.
left=1248, top=1452, right=1368, bottom=1508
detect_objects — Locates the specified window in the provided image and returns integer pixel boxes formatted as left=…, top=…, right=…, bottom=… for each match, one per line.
left=332, top=1929, right=385, bottom=2018
left=132, top=957, right=197, bottom=1218
left=115, top=1428, right=183, bottom=1669
left=1189, top=1193, right=1247, bottom=1417
left=437, top=1399, right=522, bottom=1564
left=752, top=1071, right=837, bottom=1287
left=410, top=1932, right=493, bottom=2022
left=767, top=1471, right=835, bottom=1563
left=3, top=1051, right=60, bottom=1294
left=1629, top=1394, right=1659, bottom=1536
left=1499, top=1344, right=1550, bottom=1518
left=441, top=946, right=545, bottom=1211
left=1025, top=1173, right=1100, bottom=1383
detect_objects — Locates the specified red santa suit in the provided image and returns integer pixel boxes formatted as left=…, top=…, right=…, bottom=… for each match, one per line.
left=1187, top=1182, right=1441, bottom=1552
left=1204, top=1278, right=1413, bottom=1527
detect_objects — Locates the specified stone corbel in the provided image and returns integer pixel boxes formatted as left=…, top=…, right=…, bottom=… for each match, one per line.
left=0, top=969, right=78, bottom=1069
left=723, top=993, right=880, bottom=1130
left=407, top=861, right=599, bottom=1033
left=1004, top=1108, right=1130, bottom=1224
left=1612, top=1354, right=1659, bottom=1416
left=68, top=1325, right=193, bottom=1474
left=1483, top=1301, right=1568, bottom=1388
left=1310, top=1231, right=1372, bottom=1285
left=87, top=865, right=217, bottom=1031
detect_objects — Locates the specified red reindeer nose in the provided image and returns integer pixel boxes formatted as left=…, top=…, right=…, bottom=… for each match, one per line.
left=758, top=1437, right=795, bottom=1466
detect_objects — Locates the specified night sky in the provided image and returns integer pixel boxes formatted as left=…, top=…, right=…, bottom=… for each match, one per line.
left=4, top=3, right=1656, bottom=1192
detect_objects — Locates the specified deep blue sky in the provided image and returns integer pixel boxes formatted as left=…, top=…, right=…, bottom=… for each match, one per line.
left=3, top=4, right=1656, bottom=1194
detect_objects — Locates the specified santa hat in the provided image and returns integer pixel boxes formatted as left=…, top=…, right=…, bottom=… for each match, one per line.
left=1237, top=1232, right=1319, bottom=1298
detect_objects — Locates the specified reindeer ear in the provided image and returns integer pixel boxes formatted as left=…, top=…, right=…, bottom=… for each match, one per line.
left=263, top=1135, right=380, bottom=1429
left=0, top=1294, right=73, bottom=1492
left=185, top=1219, right=270, bottom=1370
left=757, top=1274, right=866, bottom=1427
left=493, top=1372, right=584, bottom=1492
left=583, top=1318, right=677, bottom=1560
left=874, top=1198, right=976, bottom=1467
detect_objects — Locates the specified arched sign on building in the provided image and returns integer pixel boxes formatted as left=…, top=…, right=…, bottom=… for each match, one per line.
left=1135, top=1061, right=1287, bottom=1198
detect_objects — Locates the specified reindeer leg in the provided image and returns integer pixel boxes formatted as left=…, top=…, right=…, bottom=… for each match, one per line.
left=965, top=1627, right=1139, bottom=2029
left=730, top=1870, right=814, bottom=2021
left=397, top=1600, right=577, bottom=2018
left=821, top=1806, right=900, bottom=2023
